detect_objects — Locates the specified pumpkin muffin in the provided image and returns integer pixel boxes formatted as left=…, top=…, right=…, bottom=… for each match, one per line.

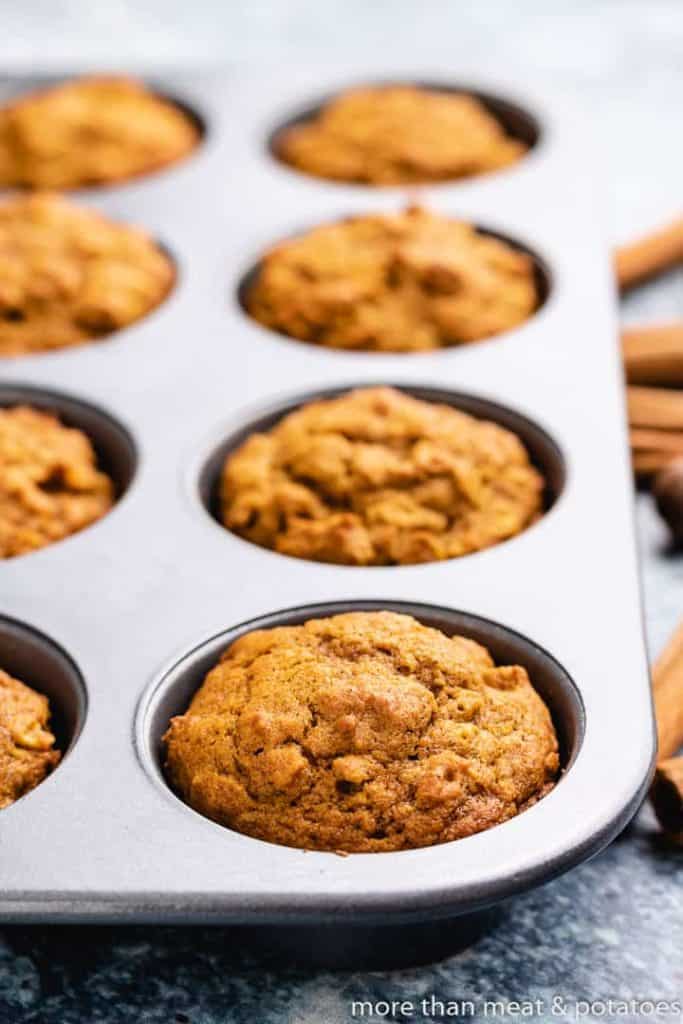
left=220, top=387, right=544, bottom=565
left=274, top=85, right=527, bottom=184
left=0, top=669, right=61, bottom=809
left=0, top=405, right=114, bottom=558
left=164, top=611, right=560, bottom=852
left=0, top=75, right=200, bottom=189
left=245, top=207, right=538, bottom=352
left=0, top=193, right=174, bottom=356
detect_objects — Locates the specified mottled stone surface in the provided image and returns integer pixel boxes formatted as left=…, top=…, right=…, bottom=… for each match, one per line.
left=0, top=819, right=681, bottom=1023
left=1, top=2, right=682, bottom=1021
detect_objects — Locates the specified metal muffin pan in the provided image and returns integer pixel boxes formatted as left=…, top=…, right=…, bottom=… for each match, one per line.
left=0, top=66, right=655, bottom=929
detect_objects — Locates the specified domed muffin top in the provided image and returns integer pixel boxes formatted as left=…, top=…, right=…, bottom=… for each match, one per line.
left=0, top=404, right=114, bottom=558
left=0, top=193, right=173, bottom=356
left=245, top=206, right=538, bottom=351
left=164, top=611, right=560, bottom=852
left=275, top=85, right=526, bottom=185
left=0, top=75, right=199, bottom=189
left=221, top=387, right=544, bottom=565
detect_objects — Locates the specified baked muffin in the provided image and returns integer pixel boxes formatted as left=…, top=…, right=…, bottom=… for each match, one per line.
left=0, top=75, right=200, bottom=189
left=274, top=85, right=527, bottom=185
left=0, top=193, right=174, bottom=356
left=164, top=611, right=560, bottom=852
left=0, top=405, right=114, bottom=558
left=245, top=207, right=538, bottom=352
left=0, top=669, right=61, bottom=809
left=221, top=387, right=544, bottom=565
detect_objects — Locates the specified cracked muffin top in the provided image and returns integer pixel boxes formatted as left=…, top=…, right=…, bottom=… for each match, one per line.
left=220, top=387, right=544, bottom=565
left=0, top=75, right=200, bottom=189
left=245, top=206, right=538, bottom=352
left=0, top=193, right=174, bottom=356
left=274, top=85, right=527, bottom=185
left=164, top=611, right=560, bottom=852
left=0, top=405, right=114, bottom=558
left=0, top=669, right=61, bottom=810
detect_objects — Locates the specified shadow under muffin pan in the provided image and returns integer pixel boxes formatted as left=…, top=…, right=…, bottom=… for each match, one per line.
left=197, top=383, right=566, bottom=558
left=237, top=219, right=552, bottom=353
left=0, top=67, right=654, bottom=956
left=268, top=79, right=541, bottom=183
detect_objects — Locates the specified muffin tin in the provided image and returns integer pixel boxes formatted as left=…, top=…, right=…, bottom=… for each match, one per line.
left=0, top=69, right=654, bottom=939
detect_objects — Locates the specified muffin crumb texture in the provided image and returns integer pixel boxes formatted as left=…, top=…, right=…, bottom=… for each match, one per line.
left=164, top=611, right=560, bottom=852
left=0, top=405, right=114, bottom=558
left=0, top=75, right=200, bottom=189
left=221, top=387, right=544, bottom=565
left=0, top=193, right=174, bottom=356
left=0, top=669, right=60, bottom=809
left=246, top=207, right=538, bottom=352
left=276, top=85, right=527, bottom=184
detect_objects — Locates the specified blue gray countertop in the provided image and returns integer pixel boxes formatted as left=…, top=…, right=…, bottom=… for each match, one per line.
left=1, top=1, right=682, bottom=1021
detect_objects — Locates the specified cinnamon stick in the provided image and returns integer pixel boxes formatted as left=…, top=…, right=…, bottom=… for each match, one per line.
left=652, top=620, right=683, bottom=760
left=627, top=387, right=683, bottom=431
left=650, top=757, right=683, bottom=839
left=615, top=217, right=683, bottom=291
left=632, top=451, right=677, bottom=479
left=622, top=323, right=683, bottom=385
left=649, top=625, right=683, bottom=839
left=630, top=428, right=683, bottom=454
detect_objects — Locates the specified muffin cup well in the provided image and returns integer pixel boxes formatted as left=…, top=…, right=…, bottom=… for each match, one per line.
left=0, top=384, right=137, bottom=500
left=268, top=79, right=540, bottom=183
left=137, top=599, right=584, bottom=840
left=0, top=614, right=87, bottom=804
left=196, top=383, right=565, bottom=558
left=237, top=218, right=552, bottom=352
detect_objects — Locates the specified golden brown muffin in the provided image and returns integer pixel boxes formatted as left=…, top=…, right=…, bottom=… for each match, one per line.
left=0, top=669, right=61, bottom=809
left=0, top=405, right=114, bottom=558
left=0, top=193, right=174, bottom=356
left=245, top=207, right=538, bottom=352
left=274, top=85, right=527, bottom=184
left=0, top=75, right=200, bottom=189
left=221, top=387, right=544, bottom=565
left=164, top=611, right=560, bottom=852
